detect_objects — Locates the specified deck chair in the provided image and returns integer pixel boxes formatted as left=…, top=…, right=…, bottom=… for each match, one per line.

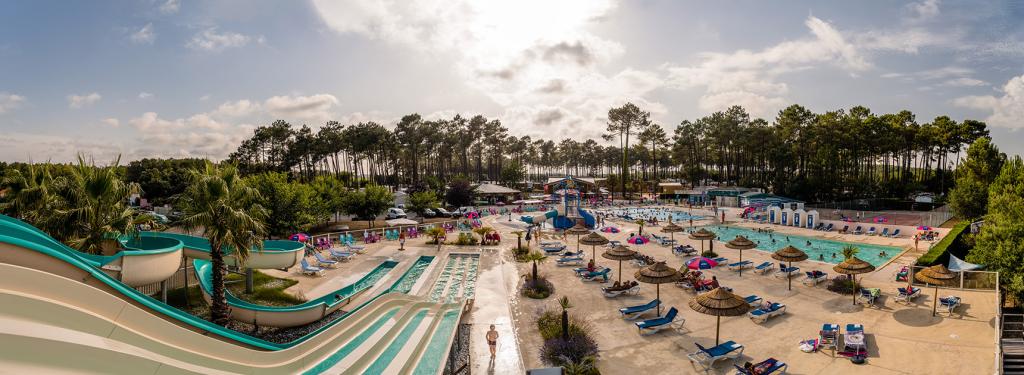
left=749, top=302, right=786, bottom=324
left=329, top=248, right=356, bottom=261
left=733, top=358, right=788, bottom=375
left=300, top=258, right=324, bottom=276
left=940, top=296, right=961, bottom=314
left=803, top=270, right=828, bottom=285
left=753, top=262, right=774, bottom=275
left=853, top=226, right=863, bottom=235
left=896, top=286, right=921, bottom=302
left=879, top=228, right=890, bottom=237
left=687, top=340, right=745, bottom=371
left=313, top=252, right=338, bottom=268
left=635, top=307, right=684, bottom=335
left=744, top=295, right=762, bottom=307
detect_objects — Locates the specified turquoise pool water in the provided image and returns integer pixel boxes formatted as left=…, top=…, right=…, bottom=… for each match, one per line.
left=412, top=309, right=461, bottom=375
left=363, top=309, right=429, bottom=374
left=428, top=254, right=481, bottom=303
left=702, top=225, right=902, bottom=267
left=388, top=256, right=435, bottom=294
left=602, top=207, right=705, bottom=222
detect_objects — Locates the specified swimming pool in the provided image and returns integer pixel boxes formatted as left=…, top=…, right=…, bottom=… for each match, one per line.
left=602, top=207, right=706, bottom=222
left=702, top=225, right=903, bottom=267
left=428, top=254, right=481, bottom=303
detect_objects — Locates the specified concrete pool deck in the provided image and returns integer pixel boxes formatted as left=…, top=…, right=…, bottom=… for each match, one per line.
left=506, top=207, right=995, bottom=374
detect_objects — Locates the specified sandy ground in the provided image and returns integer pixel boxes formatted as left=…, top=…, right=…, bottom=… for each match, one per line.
left=505, top=206, right=995, bottom=374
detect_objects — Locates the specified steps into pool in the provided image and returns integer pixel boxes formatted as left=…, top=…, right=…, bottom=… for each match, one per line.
left=427, top=254, right=481, bottom=303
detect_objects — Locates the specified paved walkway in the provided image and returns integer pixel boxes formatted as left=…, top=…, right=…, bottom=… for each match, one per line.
left=466, top=222, right=526, bottom=374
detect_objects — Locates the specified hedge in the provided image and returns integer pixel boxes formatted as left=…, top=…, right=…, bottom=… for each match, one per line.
left=916, top=221, right=970, bottom=266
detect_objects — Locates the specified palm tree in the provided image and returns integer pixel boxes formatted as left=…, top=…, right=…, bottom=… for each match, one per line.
left=424, top=227, right=445, bottom=251
left=561, top=356, right=596, bottom=375
left=635, top=219, right=645, bottom=236
left=177, top=162, right=267, bottom=325
left=46, top=156, right=151, bottom=254
left=473, top=226, right=494, bottom=245
left=523, top=250, right=547, bottom=282
left=0, top=164, right=53, bottom=223
left=841, top=245, right=859, bottom=260
left=558, top=295, right=573, bottom=340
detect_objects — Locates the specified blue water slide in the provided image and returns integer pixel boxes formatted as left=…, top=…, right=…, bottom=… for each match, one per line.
left=577, top=207, right=596, bottom=228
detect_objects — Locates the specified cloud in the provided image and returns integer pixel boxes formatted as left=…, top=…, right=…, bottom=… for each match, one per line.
left=130, top=23, right=155, bottom=44
left=101, top=118, right=120, bottom=128
left=0, top=132, right=125, bottom=162
left=908, top=0, right=940, bottom=22
left=665, top=16, right=866, bottom=118
left=138, top=92, right=154, bottom=100
left=263, top=94, right=339, bottom=122
left=212, top=99, right=260, bottom=118
left=199, top=94, right=211, bottom=101
left=954, top=74, right=1024, bottom=129
left=0, top=93, right=25, bottom=114
left=311, top=0, right=662, bottom=140
left=159, top=0, right=180, bottom=14
left=68, top=92, right=101, bottom=109
left=186, top=27, right=260, bottom=51
left=941, top=77, right=987, bottom=87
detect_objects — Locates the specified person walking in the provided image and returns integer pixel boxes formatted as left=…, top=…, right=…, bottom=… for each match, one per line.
left=486, top=324, right=499, bottom=359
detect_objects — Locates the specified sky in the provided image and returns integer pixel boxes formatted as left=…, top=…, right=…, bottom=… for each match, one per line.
left=0, top=0, right=1022, bottom=162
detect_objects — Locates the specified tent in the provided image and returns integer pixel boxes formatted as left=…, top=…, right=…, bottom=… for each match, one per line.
left=948, top=254, right=982, bottom=271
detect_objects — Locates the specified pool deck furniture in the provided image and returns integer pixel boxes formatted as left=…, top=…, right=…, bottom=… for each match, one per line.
left=555, top=256, right=583, bottom=266
left=859, top=288, right=881, bottom=306
left=744, top=295, right=762, bottom=307
left=635, top=307, right=684, bottom=335
left=749, top=302, right=786, bottom=324
left=775, top=264, right=800, bottom=278
left=619, top=299, right=660, bottom=320
left=803, top=270, right=828, bottom=285
left=299, top=258, right=324, bottom=276
left=896, top=286, right=922, bottom=302
left=940, top=296, right=962, bottom=314
left=753, top=262, right=775, bottom=274
left=329, top=248, right=355, bottom=261
left=313, top=252, right=338, bottom=268
left=687, top=340, right=745, bottom=371
left=728, top=261, right=753, bottom=271
left=733, top=358, right=788, bottom=375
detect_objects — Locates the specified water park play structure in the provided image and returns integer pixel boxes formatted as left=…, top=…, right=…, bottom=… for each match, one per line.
left=520, top=176, right=596, bottom=229
left=0, top=213, right=470, bottom=374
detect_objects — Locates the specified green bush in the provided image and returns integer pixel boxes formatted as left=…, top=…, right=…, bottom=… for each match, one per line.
left=917, top=221, right=970, bottom=266
left=826, top=275, right=859, bottom=295
left=701, top=250, right=718, bottom=258
left=451, top=232, right=478, bottom=246
left=536, top=311, right=592, bottom=341
left=537, top=311, right=600, bottom=373
left=523, top=276, right=554, bottom=299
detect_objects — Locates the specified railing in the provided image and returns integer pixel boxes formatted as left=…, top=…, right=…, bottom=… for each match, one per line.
left=135, top=261, right=196, bottom=298
left=909, top=266, right=999, bottom=290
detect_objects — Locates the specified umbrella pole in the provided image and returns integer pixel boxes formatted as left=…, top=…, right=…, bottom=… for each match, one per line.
left=618, top=259, right=623, bottom=284
left=788, top=261, right=793, bottom=291
left=738, top=249, right=743, bottom=277
left=716, top=315, right=721, bottom=345
left=577, top=234, right=581, bottom=254
left=657, top=285, right=661, bottom=316
left=933, top=285, right=939, bottom=316
left=852, top=274, right=857, bottom=305
left=592, top=245, right=597, bottom=262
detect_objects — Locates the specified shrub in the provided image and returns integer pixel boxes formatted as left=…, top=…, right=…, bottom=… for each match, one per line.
left=537, top=311, right=591, bottom=340
left=917, top=221, right=970, bottom=266
left=701, top=250, right=718, bottom=258
left=826, top=275, right=859, bottom=295
left=449, top=232, right=479, bottom=246
left=540, top=335, right=599, bottom=368
left=523, top=276, right=554, bottom=299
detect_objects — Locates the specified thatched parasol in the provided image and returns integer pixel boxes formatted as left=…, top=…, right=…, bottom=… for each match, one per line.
left=833, top=256, right=876, bottom=305
left=661, top=218, right=685, bottom=245
left=566, top=221, right=591, bottom=254
left=689, top=228, right=717, bottom=253
left=771, top=245, right=808, bottom=291
left=725, top=235, right=757, bottom=277
left=688, top=287, right=752, bottom=345
left=602, top=245, right=637, bottom=283
left=915, top=264, right=958, bottom=316
left=579, top=231, right=609, bottom=261
left=635, top=261, right=681, bottom=315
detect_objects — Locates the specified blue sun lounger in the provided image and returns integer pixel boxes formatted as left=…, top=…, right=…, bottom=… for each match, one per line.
left=853, top=226, right=864, bottom=235
left=734, top=358, right=788, bottom=375
left=329, top=248, right=355, bottom=261
left=744, top=295, right=762, bottom=307
left=635, top=307, right=683, bottom=335
left=879, top=228, right=890, bottom=237
left=620, top=299, right=660, bottom=320
left=687, top=340, right=745, bottom=370
left=712, top=257, right=728, bottom=265
left=749, top=302, right=786, bottom=324
left=728, top=260, right=753, bottom=271
left=803, top=270, right=828, bottom=285
left=775, top=263, right=800, bottom=278
left=753, top=262, right=774, bottom=274
left=581, top=268, right=610, bottom=282
left=890, top=228, right=901, bottom=238
left=823, top=223, right=834, bottom=232
left=896, top=286, right=922, bottom=302
left=300, top=258, right=324, bottom=276
left=556, top=256, right=583, bottom=266
left=345, top=243, right=366, bottom=253
left=940, top=296, right=961, bottom=314
left=542, top=244, right=567, bottom=254
left=313, top=252, right=338, bottom=268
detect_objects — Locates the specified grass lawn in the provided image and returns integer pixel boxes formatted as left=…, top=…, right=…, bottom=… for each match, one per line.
left=167, top=269, right=305, bottom=316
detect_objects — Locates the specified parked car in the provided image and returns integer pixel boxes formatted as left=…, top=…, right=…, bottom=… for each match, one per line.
left=435, top=207, right=456, bottom=218
left=422, top=208, right=437, bottom=218
left=456, top=206, right=476, bottom=217
left=386, top=207, right=408, bottom=220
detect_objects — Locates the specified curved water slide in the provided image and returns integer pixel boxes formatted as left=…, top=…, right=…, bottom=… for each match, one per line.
left=519, top=209, right=557, bottom=225
left=0, top=214, right=465, bottom=373
left=139, top=231, right=304, bottom=270
left=193, top=258, right=398, bottom=327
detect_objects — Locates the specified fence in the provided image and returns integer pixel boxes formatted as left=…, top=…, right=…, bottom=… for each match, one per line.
left=909, top=266, right=999, bottom=290
left=135, top=260, right=197, bottom=299
left=809, top=204, right=952, bottom=228
left=443, top=323, right=472, bottom=375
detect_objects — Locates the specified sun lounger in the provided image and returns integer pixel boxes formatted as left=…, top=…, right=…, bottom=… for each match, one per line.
left=859, top=288, right=880, bottom=305
left=728, top=260, right=753, bottom=271
left=734, top=358, right=788, bottom=375
left=300, top=258, right=324, bottom=276
left=673, top=245, right=697, bottom=256
left=749, top=302, right=786, bottom=324
left=619, top=299, right=660, bottom=320
left=328, top=248, right=355, bottom=261
left=744, top=295, right=762, bottom=307
left=803, top=270, right=828, bottom=285
left=687, top=340, right=745, bottom=371
left=867, top=227, right=877, bottom=236
left=853, top=226, right=863, bottom=235
left=896, top=287, right=921, bottom=302
left=879, top=228, right=889, bottom=237
left=603, top=282, right=640, bottom=298
left=819, top=323, right=840, bottom=351
left=542, top=244, right=567, bottom=254
left=775, top=263, right=800, bottom=278
left=581, top=268, right=610, bottom=283
left=635, top=307, right=683, bottom=335
left=940, top=296, right=961, bottom=314
left=574, top=266, right=608, bottom=276
left=345, top=243, right=366, bottom=254
left=842, top=324, right=866, bottom=355
left=839, top=225, right=849, bottom=233
left=753, top=262, right=774, bottom=275
left=555, top=256, right=583, bottom=266
left=890, top=228, right=901, bottom=238
left=712, top=257, right=728, bottom=265
left=313, top=252, right=338, bottom=268
left=824, top=223, right=834, bottom=232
